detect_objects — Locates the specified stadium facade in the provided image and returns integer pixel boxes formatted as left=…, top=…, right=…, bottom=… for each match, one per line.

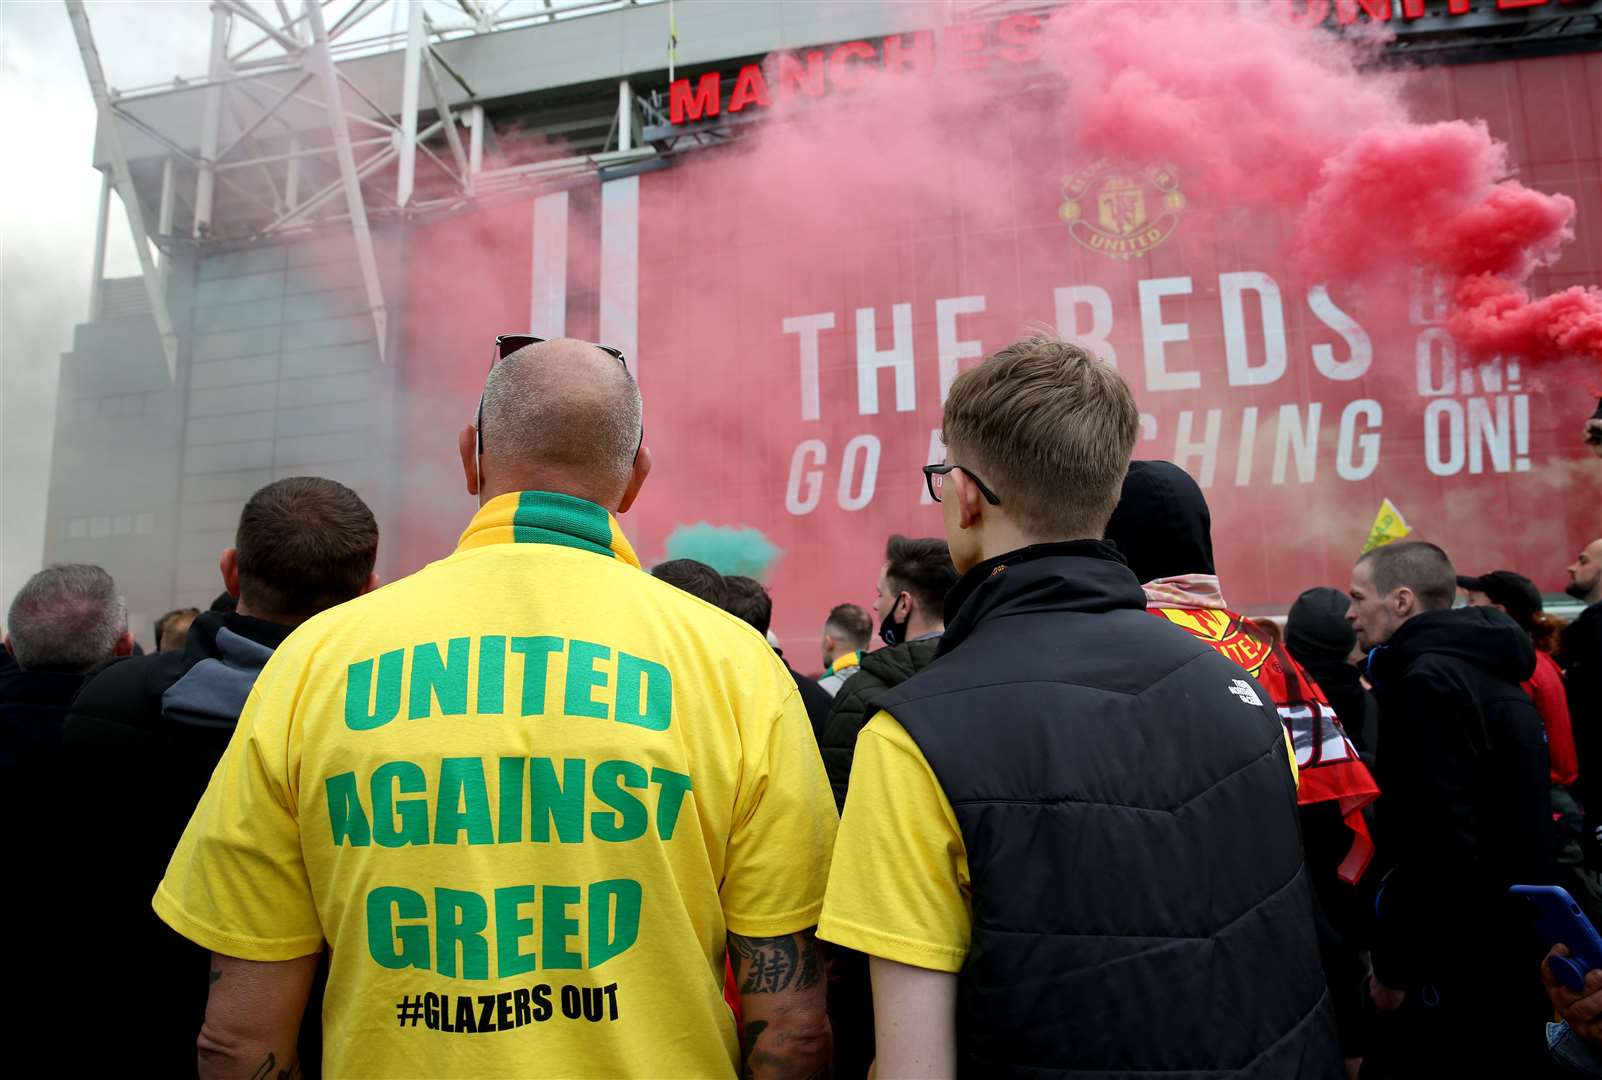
left=47, top=0, right=1602, bottom=649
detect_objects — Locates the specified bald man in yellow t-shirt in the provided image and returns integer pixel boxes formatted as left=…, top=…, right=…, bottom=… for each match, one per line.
left=155, top=340, right=838, bottom=1079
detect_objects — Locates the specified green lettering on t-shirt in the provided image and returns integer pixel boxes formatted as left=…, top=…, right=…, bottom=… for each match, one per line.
left=494, top=885, right=538, bottom=977
left=497, top=757, right=526, bottom=843
left=477, top=635, right=507, bottom=715
left=541, top=884, right=583, bottom=969
left=588, top=878, right=642, bottom=968
left=591, top=759, right=648, bottom=842
left=436, top=887, right=489, bottom=980
left=409, top=638, right=470, bottom=719
left=510, top=636, right=564, bottom=716
left=564, top=640, right=611, bottom=719
left=346, top=650, right=403, bottom=731
left=367, top=886, right=430, bottom=971
left=615, top=652, right=672, bottom=731
left=434, top=757, right=494, bottom=845
left=325, top=771, right=371, bottom=847
left=529, top=757, right=585, bottom=844
left=650, top=766, right=694, bottom=841
left=372, top=760, right=430, bottom=847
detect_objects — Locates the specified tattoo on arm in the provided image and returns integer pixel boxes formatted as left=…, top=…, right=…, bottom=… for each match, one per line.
left=730, top=931, right=830, bottom=1078
left=209, top=969, right=223, bottom=986
left=245, top=1052, right=301, bottom=1080
left=729, top=931, right=822, bottom=995
left=739, top=1019, right=769, bottom=1080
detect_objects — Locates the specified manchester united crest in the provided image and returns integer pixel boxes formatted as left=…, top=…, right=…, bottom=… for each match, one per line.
left=1158, top=609, right=1270, bottom=677
left=1059, top=161, right=1185, bottom=260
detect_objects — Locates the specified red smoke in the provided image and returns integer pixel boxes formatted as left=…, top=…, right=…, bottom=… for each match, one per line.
left=1046, top=1, right=1602, bottom=368
left=1450, top=276, right=1602, bottom=365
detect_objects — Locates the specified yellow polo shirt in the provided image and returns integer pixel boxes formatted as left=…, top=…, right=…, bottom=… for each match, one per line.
left=155, top=491, right=837, bottom=1078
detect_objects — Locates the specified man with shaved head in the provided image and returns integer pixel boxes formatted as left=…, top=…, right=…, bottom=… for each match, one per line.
left=1348, top=541, right=1552, bottom=1075
left=156, top=338, right=837, bottom=1078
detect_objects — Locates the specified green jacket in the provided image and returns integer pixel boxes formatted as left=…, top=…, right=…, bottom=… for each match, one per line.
left=819, top=637, right=942, bottom=812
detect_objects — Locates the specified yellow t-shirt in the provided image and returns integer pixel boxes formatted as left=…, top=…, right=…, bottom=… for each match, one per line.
left=817, top=711, right=973, bottom=971
left=817, top=711, right=1299, bottom=972
left=155, top=491, right=838, bottom=1079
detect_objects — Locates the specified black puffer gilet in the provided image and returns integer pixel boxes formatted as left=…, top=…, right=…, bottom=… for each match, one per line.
left=879, top=541, right=1340, bottom=1079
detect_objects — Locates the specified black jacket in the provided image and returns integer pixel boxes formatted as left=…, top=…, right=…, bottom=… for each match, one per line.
left=1300, top=657, right=1378, bottom=760
left=819, top=637, right=942, bottom=812
left=64, top=610, right=291, bottom=759
left=1366, top=606, right=1554, bottom=989
left=47, top=612, right=311, bottom=1076
left=0, top=662, right=87, bottom=770
left=1563, top=603, right=1602, bottom=820
left=880, top=541, right=1338, bottom=1078
left=781, top=657, right=835, bottom=743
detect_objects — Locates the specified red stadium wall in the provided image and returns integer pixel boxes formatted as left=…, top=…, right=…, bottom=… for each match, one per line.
left=399, top=52, right=1601, bottom=659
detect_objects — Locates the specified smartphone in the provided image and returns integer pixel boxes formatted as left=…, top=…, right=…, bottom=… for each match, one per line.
left=1511, top=884, right=1602, bottom=993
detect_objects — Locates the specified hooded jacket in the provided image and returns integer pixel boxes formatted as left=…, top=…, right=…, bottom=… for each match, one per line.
left=1106, top=464, right=1379, bottom=884
left=879, top=541, right=1338, bottom=1077
left=1102, top=458, right=1215, bottom=583
left=1366, top=606, right=1554, bottom=988
left=64, top=610, right=291, bottom=759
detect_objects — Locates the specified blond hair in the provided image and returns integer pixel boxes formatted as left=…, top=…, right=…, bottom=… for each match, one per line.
left=942, top=335, right=1139, bottom=539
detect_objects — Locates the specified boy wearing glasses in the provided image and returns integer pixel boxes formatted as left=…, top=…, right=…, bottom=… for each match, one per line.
left=817, top=335, right=1339, bottom=1077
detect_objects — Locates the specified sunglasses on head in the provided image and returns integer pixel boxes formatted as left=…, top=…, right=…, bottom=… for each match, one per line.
left=477, top=334, right=637, bottom=457
left=493, top=333, right=628, bottom=368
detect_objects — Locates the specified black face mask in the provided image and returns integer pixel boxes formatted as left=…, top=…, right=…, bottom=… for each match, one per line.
left=879, top=594, right=910, bottom=647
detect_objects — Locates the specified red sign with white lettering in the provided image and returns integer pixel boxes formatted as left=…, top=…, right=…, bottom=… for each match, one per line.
left=399, top=51, right=1600, bottom=658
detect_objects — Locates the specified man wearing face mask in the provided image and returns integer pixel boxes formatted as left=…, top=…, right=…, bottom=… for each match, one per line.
left=816, top=533, right=957, bottom=1080
left=819, top=534, right=957, bottom=813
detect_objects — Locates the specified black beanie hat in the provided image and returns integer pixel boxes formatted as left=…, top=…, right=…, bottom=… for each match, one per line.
left=1285, top=587, right=1357, bottom=664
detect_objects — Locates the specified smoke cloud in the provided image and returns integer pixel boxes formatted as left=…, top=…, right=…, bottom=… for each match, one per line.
left=660, top=523, right=783, bottom=581
left=1044, top=1, right=1600, bottom=369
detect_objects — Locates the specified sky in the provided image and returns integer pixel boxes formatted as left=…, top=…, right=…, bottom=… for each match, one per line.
left=0, top=0, right=214, bottom=611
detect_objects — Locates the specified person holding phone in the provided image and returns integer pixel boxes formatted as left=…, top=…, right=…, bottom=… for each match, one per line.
left=1544, top=946, right=1602, bottom=1074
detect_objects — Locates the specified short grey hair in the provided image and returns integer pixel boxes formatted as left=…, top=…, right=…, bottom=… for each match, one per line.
left=1358, top=541, right=1457, bottom=612
left=6, top=564, right=128, bottom=672
left=480, top=341, right=643, bottom=499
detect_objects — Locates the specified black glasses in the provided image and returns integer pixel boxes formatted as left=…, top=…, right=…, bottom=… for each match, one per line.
left=923, top=463, right=1001, bottom=505
left=493, top=333, right=628, bottom=368
left=477, top=334, right=634, bottom=455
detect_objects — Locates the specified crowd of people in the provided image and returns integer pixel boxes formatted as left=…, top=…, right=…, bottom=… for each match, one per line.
left=2, top=333, right=1600, bottom=1079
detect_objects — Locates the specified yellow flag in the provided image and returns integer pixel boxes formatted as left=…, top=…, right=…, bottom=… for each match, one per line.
left=1361, top=498, right=1412, bottom=554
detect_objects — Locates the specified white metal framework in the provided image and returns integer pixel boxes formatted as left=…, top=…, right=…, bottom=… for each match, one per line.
left=70, top=0, right=665, bottom=369
left=67, top=0, right=181, bottom=376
